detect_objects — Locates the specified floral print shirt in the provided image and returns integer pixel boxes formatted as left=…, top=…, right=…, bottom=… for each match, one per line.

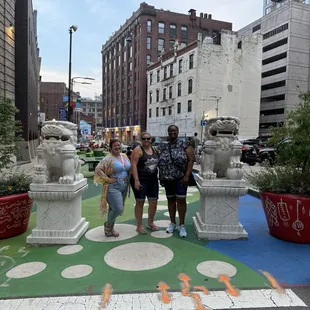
left=157, top=140, right=189, bottom=181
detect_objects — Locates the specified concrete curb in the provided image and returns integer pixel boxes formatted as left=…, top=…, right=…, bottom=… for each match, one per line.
left=248, top=187, right=260, bottom=199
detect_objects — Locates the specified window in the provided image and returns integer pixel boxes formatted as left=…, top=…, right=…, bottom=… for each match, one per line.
left=168, top=106, right=172, bottom=115
left=169, top=40, right=175, bottom=50
left=149, top=91, right=152, bottom=104
left=164, top=67, right=167, bottom=79
left=181, top=25, right=188, bottom=38
left=128, top=62, right=132, bottom=71
left=177, top=102, right=181, bottom=114
left=263, top=23, right=288, bottom=40
left=147, top=37, right=151, bottom=49
left=189, top=54, right=194, bottom=69
left=169, top=86, right=172, bottom=98
left=263, top=38, right=288, bottom=53
left=170, top=24, right=176, bottom=36
left=156, top=107, right=159, bottom=117
left=147, top=20, right=152, bottom=32
left=156, top=89, right=159, bottom=102
left=178, top=59, right=183, bottom=73
left=146, top=55, right=151, bottom=66
left=158, top=22, right=165, bottom=34
left=188, top=79, right=193, bottom=94
left=170, top=64, right=173, bottom=77
left=158, top=38, right=165, bottom=53
left=162, top=107, right=166, bottom=116
left=177, top=82, right=182, bottom=97
left=150, top=73, right=153, bottom=85
left=129, top=46, right=132, bottom=58
left=265, top=7, right=271, bottom=14
left=180, top=42, right=187, bottom=49
left=157, top=70, right=160, bottom=82
left=252, top=24, right=261, bottom=33
left=188, top=100, right=192, bottom=112
left=163, top=88, right=167, bottom=101
left=149, top=108, right=152, bottom=118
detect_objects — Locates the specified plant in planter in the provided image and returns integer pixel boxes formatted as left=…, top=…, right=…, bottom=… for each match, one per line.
left=0, top=97, right=33, bottom=239
left=247, top=92, right=310, bottom=243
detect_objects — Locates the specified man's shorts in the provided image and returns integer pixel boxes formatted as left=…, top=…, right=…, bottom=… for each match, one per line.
left=131, top=178, right=159, bottom=201
left=162, top=178, right=188, bottom=198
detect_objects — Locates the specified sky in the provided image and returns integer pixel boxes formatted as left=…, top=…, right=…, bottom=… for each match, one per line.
left=32, top=0, right=263, bottom=99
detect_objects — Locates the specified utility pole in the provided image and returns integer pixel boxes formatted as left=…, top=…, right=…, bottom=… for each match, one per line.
left=200, top=110, right=205, bottom=142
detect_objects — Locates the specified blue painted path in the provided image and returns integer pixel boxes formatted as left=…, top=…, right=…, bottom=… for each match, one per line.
left=207, top=195, right=310, bottom=285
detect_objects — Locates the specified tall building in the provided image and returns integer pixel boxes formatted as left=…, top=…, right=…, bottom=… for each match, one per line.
left=80, top=98, right=103, bottom=131
left=239, top=0, right=310, bottom=135
left=263, top=0, right=310, bottom=15
left=15, top=0, right=41, bottom=160
left=101, top=2, right=232, bottom=142
left=0, top=0, right=15, bottom=101
left=147, top=31, right=262, bottom=140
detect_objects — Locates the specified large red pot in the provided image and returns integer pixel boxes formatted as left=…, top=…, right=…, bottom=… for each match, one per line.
left=0, top=192, right=33, bottom=239
left=261, top=192, right=310, bottom=244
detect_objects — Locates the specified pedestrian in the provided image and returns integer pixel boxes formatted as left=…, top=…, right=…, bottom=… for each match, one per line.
left=157, top=125, right=194, bottom=238
left=94, top=138, right=131, bottom=237
left=130, top=132, right=159, bottom=234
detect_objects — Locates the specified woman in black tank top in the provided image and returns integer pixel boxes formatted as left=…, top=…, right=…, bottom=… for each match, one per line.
left=130, top=132, right=159, bottom=234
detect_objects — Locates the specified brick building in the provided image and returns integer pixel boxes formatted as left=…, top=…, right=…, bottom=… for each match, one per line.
left=101, top=2, right=232, bottom=142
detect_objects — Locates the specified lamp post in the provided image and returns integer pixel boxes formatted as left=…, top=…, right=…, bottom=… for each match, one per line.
left=210, top=96, right=221, bottom=116
left=67, top=25, right=78, bottom=122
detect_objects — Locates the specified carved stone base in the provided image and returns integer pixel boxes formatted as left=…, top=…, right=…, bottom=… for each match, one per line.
left=26, top=179, right=89, bottom=245
left=192, top=174, right=248, bottom=240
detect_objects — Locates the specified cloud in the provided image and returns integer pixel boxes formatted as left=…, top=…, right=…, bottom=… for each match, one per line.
left=40, top=67, right=101, bottom=99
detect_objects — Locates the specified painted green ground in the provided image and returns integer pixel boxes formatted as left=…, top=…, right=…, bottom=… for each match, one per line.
left=0, top=167, right=267, bottom=298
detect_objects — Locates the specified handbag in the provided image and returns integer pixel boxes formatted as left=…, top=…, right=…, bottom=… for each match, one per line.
left=168, top=144, right=197, bottom=187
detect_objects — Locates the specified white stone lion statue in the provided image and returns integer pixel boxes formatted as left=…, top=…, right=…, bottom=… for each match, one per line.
left=199, top=116, right=244, bottom=180
left=33, top=121, right=83, bottom=184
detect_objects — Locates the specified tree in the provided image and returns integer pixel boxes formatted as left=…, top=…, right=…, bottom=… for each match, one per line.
left=0, top=97, right=23, bottom=171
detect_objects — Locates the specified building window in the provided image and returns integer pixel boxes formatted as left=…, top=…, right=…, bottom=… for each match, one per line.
left=157, top=70, right=160, bottom=82
left=147, top=37, right=151, bottom=50
left=149, top=108, right=152, bottom=118
left=162, top=107, right=166, bottom=116
left=147, top=20, right=152, bottom=32
left=163, top=88, right=167, bottom=101
left=150, top=73, right=153, bottom=85
left=170, top=64, right=173, bottom=77
left=158, top=38, right=165, bottom=53
left=169, top=40, right=175, bottom=50
left=146, top=54, right=151, bottom=66
left=164, top=67, right=167, bottom=79
left=188, top=79, right=193, bottom=94
left=168, top=106, right=172, bottom=115
left=188, top=100, right=192, bottom=112
left=181, top=25, right=188, bottom=38
left=178, top=59, right=183, bottom=73
left=180, top=42, right=187, bottom=49
left=149, top=91, right=152, bottom=104
left=169, top=86, right=173, bottom=99
left=156, top=89, right=159, bottom=102
left=177, top=102, right=181, bottom=114
left=129, top=46, right=132, bottom=58
left=189, top=54, right=194, bottom=69
left=177, top=82, right=182, bottom=97
left=170, top=24, right=176, bottom=36
left=158, top=22, right=165, bottom=34
left=128, top=62, right=132, bottom=71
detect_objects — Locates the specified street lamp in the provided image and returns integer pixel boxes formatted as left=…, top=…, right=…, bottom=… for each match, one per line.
left=210, top=96, right=221, bottom=116
left=67, top=25, right=78, bottom=122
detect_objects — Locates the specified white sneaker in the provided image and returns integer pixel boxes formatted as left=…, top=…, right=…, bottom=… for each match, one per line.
left=166, top=222, right=177, bottom=233
left=178, top=225, right=187, bottom=238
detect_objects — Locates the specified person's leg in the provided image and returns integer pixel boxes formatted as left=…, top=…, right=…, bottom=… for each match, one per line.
left=132, top=180, right=147, bottom=234
left=175, top=179, right=188, bottom=238
left=146, top=179, right=159, bottom=230
left=164, top=180, right=177, bottom=233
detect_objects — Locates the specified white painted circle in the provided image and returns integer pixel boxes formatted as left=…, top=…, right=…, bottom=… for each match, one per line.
left=142, top=213, right=149, bottom=219
left=61, top=264, right=93, bottom=279
left=85, top=224, right=138, bottom=242
left=188, top=187, right=198, bottom=193
left=158, top=197, right=167, bottom=202
left=154, top=220, right=171, bottom=228
left=104, top=242, right=174, bottom=271
left=157, top=205, right=168, bottom=211
left=187, top=193, right=193, bottom=197
left=151, top=230, right=173, bottom=238
left=6, top=262, right=46, bottom=279
left=196, top=260, right=237, bottom=278
left=164, top=211, right=178, bottom=218
left=57, top=245, right=83, bottom=255
left=133, top=204, right=149, bottom=207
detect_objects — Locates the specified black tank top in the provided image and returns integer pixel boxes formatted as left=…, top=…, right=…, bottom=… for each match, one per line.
left=137, top=146, right=159, bottom=181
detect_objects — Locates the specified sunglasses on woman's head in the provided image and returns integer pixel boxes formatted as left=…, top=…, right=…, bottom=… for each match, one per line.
left=142, top=137, right=151, bottom=141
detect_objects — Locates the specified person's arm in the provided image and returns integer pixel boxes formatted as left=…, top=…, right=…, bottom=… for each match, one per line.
left=130, top=147, right=142, bottom=190
left=181, top=145, right=194, bottom=185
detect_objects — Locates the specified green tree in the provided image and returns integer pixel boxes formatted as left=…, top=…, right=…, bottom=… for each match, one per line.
left=0, top=97, right=23, bottom=171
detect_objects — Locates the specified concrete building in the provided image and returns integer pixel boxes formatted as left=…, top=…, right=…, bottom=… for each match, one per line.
left=239, top=0, right=310, bottom=135
left=263, top=0, right=310, bottom=15
left=147, top=31, right=262, bottom=140
left=0, top=0, right=15, bottom=101
left=80, top=98, right=103, bottom=135
left=15, top=0, right=41, bottom=160
left=101, top=2, right=232, bottom=142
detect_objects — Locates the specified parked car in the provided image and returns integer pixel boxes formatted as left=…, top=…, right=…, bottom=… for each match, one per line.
left=241, top=143, right=258, bottom=166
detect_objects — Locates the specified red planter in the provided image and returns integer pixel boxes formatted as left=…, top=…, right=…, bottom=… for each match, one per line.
left=0, top=192, right=33, bottom=240
left=261, top=192, right=310, bottom=244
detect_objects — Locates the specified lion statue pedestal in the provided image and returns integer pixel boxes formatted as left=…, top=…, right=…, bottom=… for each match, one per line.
left=26, top=120, right=89, bottom=245
left=193, top=116, right=248, bottom=240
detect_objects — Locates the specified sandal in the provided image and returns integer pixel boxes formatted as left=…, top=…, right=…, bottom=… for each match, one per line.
left=136, top=227, right=147, bottom=235
left=147, top=224, right=159, bottom=232
left=104, top=222, right=119, bottom=237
